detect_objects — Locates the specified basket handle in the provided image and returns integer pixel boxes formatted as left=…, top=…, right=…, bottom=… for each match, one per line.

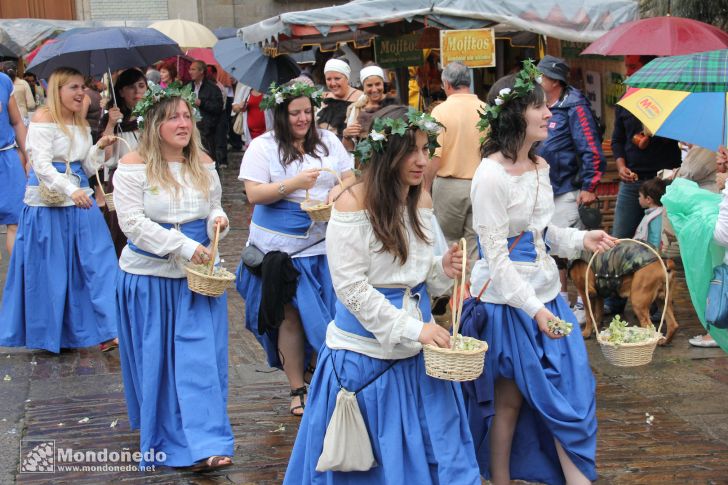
left=450, top=238, right=468, bottom=349
left=304, top=167, right=345, bottom=202
left=96, top=135, right=134, bottom=197
left=584, top=238, right=669, bottom=338
left=207, top=221, right=221, bottom=276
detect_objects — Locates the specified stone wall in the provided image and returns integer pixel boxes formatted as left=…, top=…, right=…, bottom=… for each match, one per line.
left=199, top=0, right=341, bottom=30
left=87, top=0, right=168, bottom=20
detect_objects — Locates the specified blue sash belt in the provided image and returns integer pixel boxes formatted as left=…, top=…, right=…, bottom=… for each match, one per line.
left=251, top=199, right=313, bottom=237
left=127, top=218, right=209, bottom=259
left=27, top=161, right=89, bottom=188
left=334, top=282, right=432, bottom=339
left=476, top=230, right=549, bottom=262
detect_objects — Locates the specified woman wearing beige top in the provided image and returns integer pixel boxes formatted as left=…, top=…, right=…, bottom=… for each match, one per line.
left=7, top=69, right=35, bottom=125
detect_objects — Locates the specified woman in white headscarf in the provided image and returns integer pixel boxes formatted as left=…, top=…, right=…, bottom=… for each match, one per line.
left=342, top=63, right=398, bottom=151
left=316, top=58, right=362, bottom=140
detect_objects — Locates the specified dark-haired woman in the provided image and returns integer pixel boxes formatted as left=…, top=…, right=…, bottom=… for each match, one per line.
left=461, top=69, right=616, bottom=485
left=236, top=83, right=354, bottom=416
left=284, top=106, right=481, bottom=484
left=99, top=68, right=147, bottom=256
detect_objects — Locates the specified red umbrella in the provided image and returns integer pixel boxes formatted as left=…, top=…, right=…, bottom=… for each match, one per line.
left=582, top=16, right=728, bottom=56
left=24, top=39, right=56, bottom=65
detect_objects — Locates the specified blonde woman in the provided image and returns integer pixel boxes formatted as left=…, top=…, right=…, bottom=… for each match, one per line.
left=0, top=67, right=118, bottom=353
left=113, top=83, right=233, bottom=470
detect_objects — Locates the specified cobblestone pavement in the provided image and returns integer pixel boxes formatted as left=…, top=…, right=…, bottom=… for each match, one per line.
left=0, top=153, right=727, bottom=484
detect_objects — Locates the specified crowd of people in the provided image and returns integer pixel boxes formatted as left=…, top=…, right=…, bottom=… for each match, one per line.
left=0, top=50, right=726, bottom=483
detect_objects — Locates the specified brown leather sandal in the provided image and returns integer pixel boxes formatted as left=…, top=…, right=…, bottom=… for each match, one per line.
left=190, top=455, right=233, bottom=472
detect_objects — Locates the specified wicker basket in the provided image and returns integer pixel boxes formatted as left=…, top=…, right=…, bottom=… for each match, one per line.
left=39, top=160, right=78, bottom=206
left=585, top=238, right=667, bottom=367
left=185, top=222, right=236, bottom=297
left=98, top=136, right=132, bottom=212
left=300, top=168, right=343, bottom=222
left=423, top=238, right=488, bottom=381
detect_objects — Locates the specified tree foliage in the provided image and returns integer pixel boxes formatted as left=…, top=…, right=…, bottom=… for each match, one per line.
left=640, top=0, right=728, bottom=30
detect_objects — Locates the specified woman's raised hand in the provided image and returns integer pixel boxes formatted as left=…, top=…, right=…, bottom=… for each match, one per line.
left=442, top=243, right=464, bottom=279
left=342, top=122, right=361, bottom=138
left=292, top=168, right=321, bottom=191
left=583, top=230, right=618, bottom=253
left=214, top=216, right=228, bottom=231
left=97, top=134, right=118, bottom=150
left=190, top=244, right=212, bottom=265
left=418, top=322, right=452, bottom=348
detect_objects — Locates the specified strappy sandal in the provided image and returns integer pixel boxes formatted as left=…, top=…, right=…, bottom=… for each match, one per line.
left=99, top=338, right=118, bottom=353
left=190, top=455, right=233, bottom=472
left=303, top=364, right=316, bottom=384
left=290, top=385, right=307, bottom=417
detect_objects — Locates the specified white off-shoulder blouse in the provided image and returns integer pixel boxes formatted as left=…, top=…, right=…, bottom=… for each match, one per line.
left=470, top=158, right=586, bottom=317
left=24, top=122, right=106, bottom=206
left=325, top=207, right=452, bottom=360
left=113, top=162, right=229, bottom=278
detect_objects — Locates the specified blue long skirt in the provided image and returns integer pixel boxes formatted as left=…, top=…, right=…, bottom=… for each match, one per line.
left=460, top=296, right=597, bottom=485
left=284, top=345, right=482, bottom=484
left=0, top=203, right=118, bottom=352
left=0, top=148, right=25, bottom=225
left=116, top=272, right=234, bottom=467
left=236, top=255, right=336, bottom=367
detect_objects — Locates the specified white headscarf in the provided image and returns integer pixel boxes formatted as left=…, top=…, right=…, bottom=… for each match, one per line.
left=324, top=59, right=351, bottom=79
left=359, top=65, right=385, bottom=84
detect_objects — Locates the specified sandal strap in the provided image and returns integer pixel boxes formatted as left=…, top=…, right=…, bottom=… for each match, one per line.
left=290, top=385, right=307, bottom=398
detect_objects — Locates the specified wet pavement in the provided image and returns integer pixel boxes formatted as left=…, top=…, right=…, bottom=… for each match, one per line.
left=0, top=153, right=727, bottom=484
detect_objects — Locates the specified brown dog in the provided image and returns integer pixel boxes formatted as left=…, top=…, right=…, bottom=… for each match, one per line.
left=569, top=246, right=679, bottom=345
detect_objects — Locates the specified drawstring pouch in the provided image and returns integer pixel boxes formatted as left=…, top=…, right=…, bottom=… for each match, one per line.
left=315, top=353, right=398, bottom=472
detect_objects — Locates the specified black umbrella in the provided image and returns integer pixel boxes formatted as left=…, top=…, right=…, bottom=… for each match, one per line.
left=26, top=27, right=183, bottom=79
left=213, top=37, right=300, bottom=91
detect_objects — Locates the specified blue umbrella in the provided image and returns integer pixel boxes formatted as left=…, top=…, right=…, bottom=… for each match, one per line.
left=26, top=27, right=183, bottom=79
left=213, top=37, right=300, bottom=91
left=213, top=27, right=238, bottom=40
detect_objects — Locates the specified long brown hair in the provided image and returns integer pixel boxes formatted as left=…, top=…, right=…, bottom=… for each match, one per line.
left=363, top=106, right=428, bottom=264
left=138, top=97, right=210, bottom=197
left=272, top=95, right=329, bottom=167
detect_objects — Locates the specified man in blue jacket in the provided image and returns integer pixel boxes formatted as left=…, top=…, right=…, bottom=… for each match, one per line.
left=537, top=55, right=606, bottom=323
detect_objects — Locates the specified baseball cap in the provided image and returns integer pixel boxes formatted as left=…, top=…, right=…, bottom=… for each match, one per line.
left=537, top=55, right=570, bottom=83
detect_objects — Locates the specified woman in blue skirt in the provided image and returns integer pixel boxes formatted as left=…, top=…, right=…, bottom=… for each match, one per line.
left=284, top=106, right=482, bottom=484
left=236, top=82, right=353, bottom=416
left=0, top=67, right=118, bottom=353
left=0, top=71, right=27, bottom=259
left=460, top=64, right=616, bottom=485
left=113, top=83, right=233, bottom=470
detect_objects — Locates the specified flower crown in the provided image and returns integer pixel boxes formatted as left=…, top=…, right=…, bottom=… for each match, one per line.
left=353, top=108, right=443, bottom=164
left=131, top=82, right=200, bottom=129
left=476, top=59, right=542, bottom=133
left=260, top=82, right=323, bottom=110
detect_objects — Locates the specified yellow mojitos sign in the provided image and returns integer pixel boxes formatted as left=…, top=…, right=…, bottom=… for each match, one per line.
left=440, top=29, right=496, bottom=68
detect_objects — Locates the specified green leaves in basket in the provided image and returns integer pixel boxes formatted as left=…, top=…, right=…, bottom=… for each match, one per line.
left=452, top=334, right=484, bottom=351
left=599, top=315, right=655, bottom=344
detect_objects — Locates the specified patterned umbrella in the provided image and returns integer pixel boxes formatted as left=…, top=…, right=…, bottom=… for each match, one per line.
left=625, top=49, right=728, bottom=93
left=617, top=87, right=728, bottom=151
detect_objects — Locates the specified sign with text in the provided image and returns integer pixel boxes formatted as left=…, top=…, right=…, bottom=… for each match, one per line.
left=374, top=33, right=424, bottom=68
left=440, top=29, right=495, bottom=68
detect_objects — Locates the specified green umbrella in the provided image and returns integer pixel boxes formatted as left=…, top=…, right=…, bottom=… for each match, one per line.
left=626, top=48, right=728, bottom=93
